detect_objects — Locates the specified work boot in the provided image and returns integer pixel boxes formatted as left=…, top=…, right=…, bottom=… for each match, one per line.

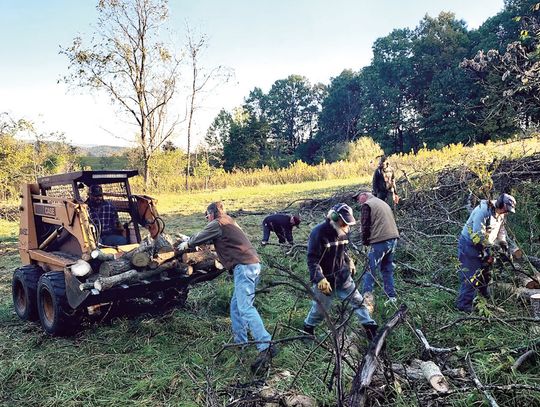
left=303, top=324, right=315, bottom=336
left=250, top=345, right=279, bottom=373
left=363, top=292, right=375, bottom=315
left=363, top=323, right=378, bottom=342
left=384, top=297, right=397, bottom=307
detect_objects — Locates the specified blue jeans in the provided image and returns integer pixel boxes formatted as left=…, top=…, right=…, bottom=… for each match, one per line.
left=230, top=263, right=272, bottom=352
left=304, top=276, right=376, bottom=327
left=262, top=224, right=285, bottom=243
left=456, top=235, right=489, bottom=312
left=362, top=238, right=398, bottom=297
left=100, top=234, right=128, bottom=246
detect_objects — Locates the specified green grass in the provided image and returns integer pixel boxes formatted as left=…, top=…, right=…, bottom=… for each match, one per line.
left=1, top=174, right=539, bottom=406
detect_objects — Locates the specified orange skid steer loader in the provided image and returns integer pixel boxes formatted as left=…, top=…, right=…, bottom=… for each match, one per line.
left=13, top=170, right=222, bottom=335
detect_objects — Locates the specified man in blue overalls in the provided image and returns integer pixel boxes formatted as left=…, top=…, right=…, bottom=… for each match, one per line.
left=456, top=193, right=517, bottom=312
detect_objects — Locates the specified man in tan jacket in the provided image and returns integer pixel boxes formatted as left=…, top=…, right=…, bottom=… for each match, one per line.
left=354, top=192, right=400, bottom=306
left=177, top=201, right=277, bottom=372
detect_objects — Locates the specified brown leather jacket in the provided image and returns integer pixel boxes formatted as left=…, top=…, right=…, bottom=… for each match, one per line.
left=187, top=214, right=259, bottom=270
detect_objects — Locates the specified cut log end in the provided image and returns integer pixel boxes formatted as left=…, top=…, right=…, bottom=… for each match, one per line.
left=421, top=361, right=449, bottom=393
left=131, top=252, right=151, bottom=268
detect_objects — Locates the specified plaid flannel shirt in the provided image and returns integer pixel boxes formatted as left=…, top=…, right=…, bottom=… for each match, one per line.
left=88, top=200, right=119, bottom=235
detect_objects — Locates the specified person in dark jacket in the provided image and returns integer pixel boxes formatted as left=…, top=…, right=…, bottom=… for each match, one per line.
left=372, top=156, right=399, bottom=205
left=302, top=203, right=378, bottom=340
left=261, top=213, right=301, bottom=245
left=177, top=201, right=277, bottom=371
left=354, top=192, right=400, bottom=309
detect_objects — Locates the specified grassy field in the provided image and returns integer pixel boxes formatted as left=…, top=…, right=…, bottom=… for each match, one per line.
left=1, top=174, right=539, bottom=406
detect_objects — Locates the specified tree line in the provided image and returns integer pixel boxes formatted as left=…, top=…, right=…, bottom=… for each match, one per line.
left=204, top=0, right=540, bottom=170
left=3, top=0, right=539, bottom=199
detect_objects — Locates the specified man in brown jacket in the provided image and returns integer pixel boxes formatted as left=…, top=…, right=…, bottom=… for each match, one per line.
left=177, top=202, right=276, bottom=371
left=354, top=192, right=400, bottom=306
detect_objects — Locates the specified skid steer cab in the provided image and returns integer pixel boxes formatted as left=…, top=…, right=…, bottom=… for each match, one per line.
left=13, top=170, right=222, bottom=336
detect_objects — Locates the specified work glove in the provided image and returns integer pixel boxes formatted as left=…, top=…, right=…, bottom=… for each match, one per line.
left=349, top=259, right=356, bottom=276
left=177, top=241, right=190, bottom=252
left=317, top=278, right=332, bottom=295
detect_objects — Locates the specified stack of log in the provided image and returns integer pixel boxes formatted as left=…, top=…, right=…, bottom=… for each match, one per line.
left=78, top=234, right=224, bottom=292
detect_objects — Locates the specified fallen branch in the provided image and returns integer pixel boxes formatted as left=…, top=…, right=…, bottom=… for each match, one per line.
left=438, top=316, right=540, bottom=331
left=403, top=278, right=457, bottom=295
left=512, top=349, right=538, bottom=372
left=213, top=335, right=311, bottom=358
left=415, top=328, right=460, bottom=356
left=466, top=353, right=499, bottom=407
left=417, top=383, right=540, bottom=400
left=348, top=304, right=408, bottom=407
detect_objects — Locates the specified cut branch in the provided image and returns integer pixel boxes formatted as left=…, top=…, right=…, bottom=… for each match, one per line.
left=466, top=353, right=499, bottom=407
left=348, top=304, right=408, bottom=407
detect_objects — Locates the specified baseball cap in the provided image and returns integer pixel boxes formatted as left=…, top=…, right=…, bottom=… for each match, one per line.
left=89, top=185, right=103, bottom=197
left=500, top=193, right=516, bottom=213
left=332, top=203, right=356, bottom=225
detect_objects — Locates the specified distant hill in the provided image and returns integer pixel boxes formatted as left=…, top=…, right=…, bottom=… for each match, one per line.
left=76, top=144, right=129, bottom=157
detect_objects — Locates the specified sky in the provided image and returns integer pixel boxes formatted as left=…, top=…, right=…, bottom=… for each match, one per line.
left=0, top=0, right=506, bottom=149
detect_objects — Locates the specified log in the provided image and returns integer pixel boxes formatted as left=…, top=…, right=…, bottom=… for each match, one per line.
left=153, top=247, right=176, bottom=267
left=131, top=251, right=151, bottom=268
left=121, top=234, right=174, bottom=268
left=94, top=269, right=139, bottom=291
left=70, top=259, right=93, bottom=277
left=90, top=249, right=116, bottom=262
left=121, top=237, right=155, bottom=260
left=99, top=258, right=133, bottom=277
left=518, top=273, right=540, bottom=290
left=530, top=293, right=540, bottom=318
left=495, top=282, right=540, bottom=302
left=181, top=249, right=217, bottom=265
left=391, top=363, right=466, bottom=381
left=152, top=234, right=174, bottom=254
left=192, top=259, right=221, bottom=271
left=420, top=361, right=449, bottom=393
left=94, top=260, right=194, bottom=291
left=138, top=260, right=192, bottom=278
left=79, top=281, right=95, bottom=291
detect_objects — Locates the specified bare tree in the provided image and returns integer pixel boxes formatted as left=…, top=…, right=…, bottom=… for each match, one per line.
left=61, top=0, right=181, bottom=187
left=184, top=25, right=232, bottom=190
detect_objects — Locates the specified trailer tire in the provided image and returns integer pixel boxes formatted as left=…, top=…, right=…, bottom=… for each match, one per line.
left=37, top=272, right=79, bottom=336
left=12, top=265, right=43, bottom=321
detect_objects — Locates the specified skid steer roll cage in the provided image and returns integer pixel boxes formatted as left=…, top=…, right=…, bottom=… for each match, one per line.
left=38, top=170, right=144, bottom=241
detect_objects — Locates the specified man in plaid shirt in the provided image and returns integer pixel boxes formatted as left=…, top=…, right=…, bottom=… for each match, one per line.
left=87, top=185, right=127, bottom=246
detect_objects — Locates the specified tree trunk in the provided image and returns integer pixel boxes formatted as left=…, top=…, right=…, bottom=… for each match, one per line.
left=143, top=154, right=150, bottom=190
